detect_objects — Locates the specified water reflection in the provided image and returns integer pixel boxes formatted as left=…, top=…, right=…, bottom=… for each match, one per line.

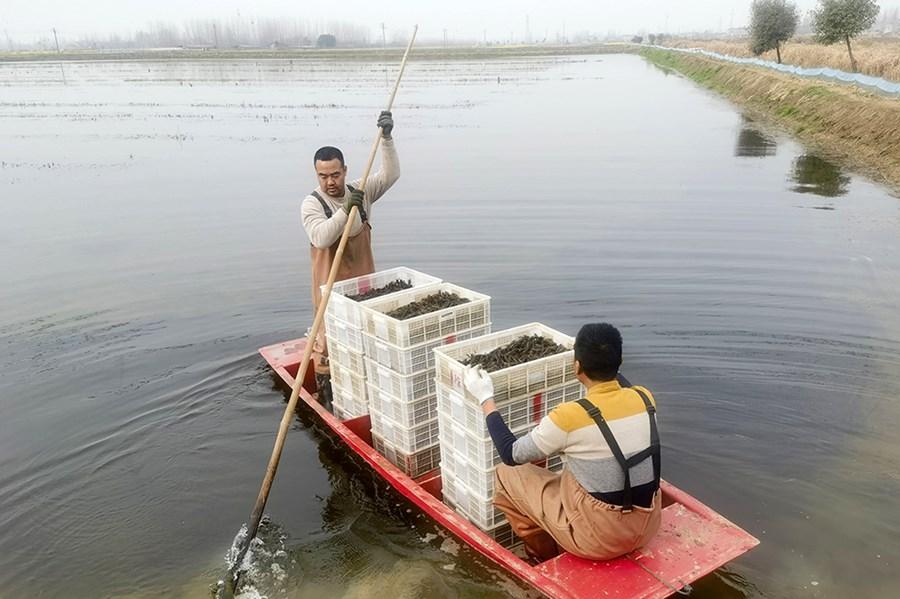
left=734, top=117, right=777, bottom=157
left=790, top=154, right=851, bottom=197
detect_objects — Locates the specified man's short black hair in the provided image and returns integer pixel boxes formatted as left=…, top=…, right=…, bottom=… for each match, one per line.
left=574, top=323, right=622, bottom=381
left=314, top=146, right=345, bottom=166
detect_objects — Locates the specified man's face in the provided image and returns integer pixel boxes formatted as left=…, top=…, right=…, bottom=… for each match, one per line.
left=315, top=159, right=347, bottom=198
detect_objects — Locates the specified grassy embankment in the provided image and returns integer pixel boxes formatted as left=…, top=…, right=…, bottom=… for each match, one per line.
left=641, top=47, right=900, bottom=192
left=0, top=43, right=628, bottom=63
left=666, top=37, right=900, bottom=82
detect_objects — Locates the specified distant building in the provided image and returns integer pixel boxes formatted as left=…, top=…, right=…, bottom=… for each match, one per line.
left=316, top=34, right=337, bottom=48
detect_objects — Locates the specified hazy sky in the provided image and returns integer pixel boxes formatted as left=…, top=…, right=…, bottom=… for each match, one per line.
left=0, top=0, right=893, bottom=42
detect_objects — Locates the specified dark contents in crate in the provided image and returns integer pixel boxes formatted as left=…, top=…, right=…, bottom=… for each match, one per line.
left=346, top=279, right=413, bottom=301
left=385, top=291, right=470, bottom=320
left=461, top=335, right=567, bottom=372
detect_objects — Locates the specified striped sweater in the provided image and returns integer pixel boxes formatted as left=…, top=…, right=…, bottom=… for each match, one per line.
left=486, top=379, right=659, bottom=508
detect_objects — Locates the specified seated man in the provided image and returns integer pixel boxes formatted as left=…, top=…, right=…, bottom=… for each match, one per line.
left=464, top=323, right=661, bottom=562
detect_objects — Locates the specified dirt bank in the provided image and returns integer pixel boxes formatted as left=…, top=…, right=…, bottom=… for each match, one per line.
left=641, top=48, right=900, bottom=193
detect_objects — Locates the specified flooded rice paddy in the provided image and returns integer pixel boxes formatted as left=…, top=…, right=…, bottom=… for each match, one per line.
left=1, top=54, right=899, bottom=598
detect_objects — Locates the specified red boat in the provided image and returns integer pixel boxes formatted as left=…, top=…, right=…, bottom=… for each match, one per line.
left=260, top=338, right=759, bottom=599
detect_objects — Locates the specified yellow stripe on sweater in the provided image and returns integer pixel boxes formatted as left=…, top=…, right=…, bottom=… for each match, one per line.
left=548, top=380, right=656, bottom=433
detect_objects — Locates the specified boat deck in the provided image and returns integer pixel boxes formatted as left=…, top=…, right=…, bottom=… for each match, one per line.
left=260, top=338, right=759, bottom=599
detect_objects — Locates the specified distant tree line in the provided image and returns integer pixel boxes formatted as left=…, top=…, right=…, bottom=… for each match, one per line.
left=12, top=17, right=374, bottom=51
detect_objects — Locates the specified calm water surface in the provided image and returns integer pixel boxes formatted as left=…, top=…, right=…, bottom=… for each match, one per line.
left=1, top=54, right=899, bottom=598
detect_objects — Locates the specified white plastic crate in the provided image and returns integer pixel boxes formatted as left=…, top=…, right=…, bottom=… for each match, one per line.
left=365, top=358, right=437, bottom=402
left=331, top=361, right=367, bottom=401
left=441, top=437, right=564, bottom=501
left=434, top=323, right=576, bottom=404
left=373, top=434, right=442, bottom=478
left=436, top=381, right=583, bottom=435
left=325, top=314, right=365, bottom=353
left=367, top=383, right=437, bottom=428
left=332, top=384, right=368, bottom=418
left=328, top=338, right=367, bottom=377
left=442, top=456, right=564, bottom=530
left=369, top=408, right=441, bottom=453
left=441, top=468, right=507, bottom=529
left=439, top=419, right=529, bottom=469
left=486, top=522, right=517, bottom=547
left=443, top=492, right=518, bottom=547
left=335, top=405, right=368, bottom=422
left=322, top=267, right=442, bottom=328
left=361, top=283, right=491, bottom=347
left=364, top=324, right=491, bottom=375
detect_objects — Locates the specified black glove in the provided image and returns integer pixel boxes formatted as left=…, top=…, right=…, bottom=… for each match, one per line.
left=343, top=188, right=367, bottom=221
left=377, top=110, right=394, bottom=138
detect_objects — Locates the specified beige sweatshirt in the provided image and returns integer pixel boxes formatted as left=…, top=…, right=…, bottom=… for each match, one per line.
left=301, top=138, right=400, bottom=249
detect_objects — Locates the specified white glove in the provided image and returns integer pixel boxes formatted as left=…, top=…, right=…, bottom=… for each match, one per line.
left=463, top=366, right=494, bottom=404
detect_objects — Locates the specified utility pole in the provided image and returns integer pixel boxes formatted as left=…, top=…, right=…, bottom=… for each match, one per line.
left=442, top=28, right=447, bottom=48
left=4, top=29, right=11, bottom=52
left=213, top=23, right=219, bottom=49
left=525, top=14, right=530, bottom=44
left=381, top=22, right=388, bottom=87
left=483, top=29, right=487, bottom=45
left=52, top=28, right=60, bottom=53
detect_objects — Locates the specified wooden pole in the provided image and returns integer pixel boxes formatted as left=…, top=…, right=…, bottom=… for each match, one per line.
left=221, top=24, right=418, bottom=596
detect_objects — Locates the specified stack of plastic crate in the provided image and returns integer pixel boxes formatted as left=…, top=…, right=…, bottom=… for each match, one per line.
left=323, top=267, right=441, bottom=420
left=360, top=283, right=492, bottom=478
left=433, top=323, right=584, bottom=545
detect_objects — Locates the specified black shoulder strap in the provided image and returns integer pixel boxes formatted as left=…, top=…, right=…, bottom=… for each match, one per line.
left=310, top=191, right=332, bottom=218
left=632, top=388, right=661, bottom=492
left=576, top=398, right=635, bottom=511
left=576, top=391, right=661, bottom=512
left=315, top=184, right=369, bottom=224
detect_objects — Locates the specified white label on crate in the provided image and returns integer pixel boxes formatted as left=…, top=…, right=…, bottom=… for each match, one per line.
left=449, top=368, right=463, bottom=392
left=448, top=390, right=465, bottom=422
left=527, top=366, right=545, bottom=386
left=374, top=315, right=389, bottom=339
left=333, top=298, right=348, bottom=319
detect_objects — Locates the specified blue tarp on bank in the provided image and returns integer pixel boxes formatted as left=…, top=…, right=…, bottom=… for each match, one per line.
left=654, top=45, right=900, bottom=97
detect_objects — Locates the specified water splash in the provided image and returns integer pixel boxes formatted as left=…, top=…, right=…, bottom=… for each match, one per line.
left=221, top=517, right=294, bottom=599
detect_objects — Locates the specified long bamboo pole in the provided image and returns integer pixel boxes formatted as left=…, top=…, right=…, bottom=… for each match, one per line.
left=221, top=25, right=418, bottom=596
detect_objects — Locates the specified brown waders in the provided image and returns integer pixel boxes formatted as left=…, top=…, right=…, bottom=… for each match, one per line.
left=308, top=187, right=374, bottom=411
left=493, top=388, right=662, bottom=562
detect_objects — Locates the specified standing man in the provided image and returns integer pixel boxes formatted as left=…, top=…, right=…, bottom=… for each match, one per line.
left=465, top=323, right=662, bottom=563
left=301, top=110, right=400, bottom=408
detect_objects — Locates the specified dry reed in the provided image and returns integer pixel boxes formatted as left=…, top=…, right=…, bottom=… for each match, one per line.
left=666, top=37, right=900, bottom=82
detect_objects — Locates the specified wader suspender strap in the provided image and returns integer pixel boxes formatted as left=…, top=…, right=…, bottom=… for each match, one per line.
left=575, top=388, right=660, bottom=512
left=633, top=388, right=661, bottom=492
left=311, top=184, right=368, bottom=223
left=310, top=191, right=333, bottom=218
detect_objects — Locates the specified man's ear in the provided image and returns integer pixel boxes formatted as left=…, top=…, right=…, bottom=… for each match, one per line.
left=574, top=359, right=583, bottom=376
